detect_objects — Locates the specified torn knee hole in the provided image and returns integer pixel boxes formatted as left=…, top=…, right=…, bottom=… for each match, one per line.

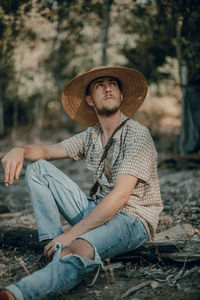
left=60, top=246, right=71, bottom=258
left=67, top=238, right=95, bottom=260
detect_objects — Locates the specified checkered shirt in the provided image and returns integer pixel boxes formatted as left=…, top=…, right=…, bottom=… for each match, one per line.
left=60, top=114, right=163, bottom=240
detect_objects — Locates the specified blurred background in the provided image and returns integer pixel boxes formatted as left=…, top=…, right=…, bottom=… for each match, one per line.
left=1, top=3, right=200, bottom=293
left=0, top=0, right=200, bottom=156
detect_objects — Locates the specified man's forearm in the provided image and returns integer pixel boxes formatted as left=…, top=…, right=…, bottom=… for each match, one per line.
left=64, top=175, right=138, bottom=242
left=1, top=146, right=45, bottom=185
left=23, top=145, right=49, bottom=161
left=44, top=189, right=128, bottom=256
left=24, top=144, right=67, bottom=161
left=62, top=188, right=130, bottom=242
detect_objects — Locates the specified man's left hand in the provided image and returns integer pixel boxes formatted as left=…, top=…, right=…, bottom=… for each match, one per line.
left=44, top=232, right=73, bottom=257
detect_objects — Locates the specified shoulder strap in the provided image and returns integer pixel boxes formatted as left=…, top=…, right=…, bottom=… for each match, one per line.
left=99, top=118, right=129, bottom=165
left=90, top=118, right=129, bottom=197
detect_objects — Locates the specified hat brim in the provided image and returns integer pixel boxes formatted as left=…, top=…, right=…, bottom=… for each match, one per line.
left=62, top=66, right=148, bottom=126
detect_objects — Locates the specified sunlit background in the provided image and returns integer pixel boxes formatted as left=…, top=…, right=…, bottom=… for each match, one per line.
left=0, top=0, right=199, bottom=155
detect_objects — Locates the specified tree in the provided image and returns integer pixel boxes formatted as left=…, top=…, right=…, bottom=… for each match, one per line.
left=102, top=0, right=113, bottom=65
left=120, top=0, right=200, bottom=154
left=0, top=0, right=110, bottom=137
left=0, top=0, right=33, bottom=137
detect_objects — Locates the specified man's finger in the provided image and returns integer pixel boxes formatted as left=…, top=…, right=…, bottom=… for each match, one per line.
left=3, top=161, right=11, bottom=186
left=8, top=161, right=16, bottom=185
left=44, top=241, right=57, bottom=258
left=15, top=161, right=23, bottom=180
left=44, top=242, right=52, bottom=257
left=47, top=247, right=56, bottom=258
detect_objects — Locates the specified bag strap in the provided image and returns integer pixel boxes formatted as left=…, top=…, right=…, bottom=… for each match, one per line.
left=90, top=118, right=129, bottom=197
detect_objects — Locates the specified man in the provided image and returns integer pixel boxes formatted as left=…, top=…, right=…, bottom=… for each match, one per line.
left=0, top=66, right=163, bottom=300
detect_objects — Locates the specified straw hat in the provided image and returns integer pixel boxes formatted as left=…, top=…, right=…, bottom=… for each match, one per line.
left=62, top=66, right=148, bottom=126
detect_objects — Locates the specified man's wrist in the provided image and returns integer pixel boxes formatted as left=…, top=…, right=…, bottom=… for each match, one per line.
left=15, top=146, right=25, bottom=154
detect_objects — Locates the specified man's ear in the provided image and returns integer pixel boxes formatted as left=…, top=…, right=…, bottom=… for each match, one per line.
left=120, top=93, right=123, bottom=102
left=86, top=95, right=94, bottom=107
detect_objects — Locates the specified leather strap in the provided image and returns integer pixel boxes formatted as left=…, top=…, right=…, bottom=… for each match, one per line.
left=90, top=118, right=129, bottom=197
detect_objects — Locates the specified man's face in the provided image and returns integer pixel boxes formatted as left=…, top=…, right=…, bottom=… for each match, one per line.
left=86, top=76, right=123, bottom=117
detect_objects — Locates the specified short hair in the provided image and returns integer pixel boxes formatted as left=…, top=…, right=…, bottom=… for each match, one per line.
left=86, top=77, right=122, bottom=96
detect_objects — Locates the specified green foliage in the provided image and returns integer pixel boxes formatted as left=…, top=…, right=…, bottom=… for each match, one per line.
left=0, top=0, right=106, bottom=135
left=0, top=0, right=35, bottom=134
left=43, top=0, right=104, bottom=84
left=120, top=0, right=200, bottom=84
left=0, top=0, right=199, bottom=137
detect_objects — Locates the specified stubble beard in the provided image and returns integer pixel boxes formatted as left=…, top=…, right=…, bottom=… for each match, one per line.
left=94, top=98, right=122, bottom=117
left=96, top=105, right=120, bottom=117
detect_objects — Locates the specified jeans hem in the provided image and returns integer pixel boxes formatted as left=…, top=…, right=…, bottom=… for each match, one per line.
left=39, top=234, right=56, bottom=242
left=6, top=284, right=24, bottom=300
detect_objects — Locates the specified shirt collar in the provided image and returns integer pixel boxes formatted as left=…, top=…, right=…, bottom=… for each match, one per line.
left=91, top=113, right=129, bottom=144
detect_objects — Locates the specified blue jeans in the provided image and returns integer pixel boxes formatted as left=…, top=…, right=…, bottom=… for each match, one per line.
left=6, top=160, right=148, bottom=300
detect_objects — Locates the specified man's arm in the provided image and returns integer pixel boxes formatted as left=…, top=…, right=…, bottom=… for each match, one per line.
left=1, top=144, right=66, bottom=186
left=44, top=173, right=138, bottom=256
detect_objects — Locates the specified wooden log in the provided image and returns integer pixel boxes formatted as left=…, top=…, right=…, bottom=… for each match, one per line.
left=116, top=238, right=200, bottom=263
left=114, top=223, right=200, bottom=263
left=158, top=153, right=200, bottom=170
left=0, top=224, right=200, bottom=263
left=154, top=223, right=195, bottom=241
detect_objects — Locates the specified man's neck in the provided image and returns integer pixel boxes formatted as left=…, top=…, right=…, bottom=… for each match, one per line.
left=98, top=111, right=122, bottom=146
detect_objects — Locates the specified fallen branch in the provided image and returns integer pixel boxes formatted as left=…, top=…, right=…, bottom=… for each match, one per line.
left=121, top=280, right=159, bottom=298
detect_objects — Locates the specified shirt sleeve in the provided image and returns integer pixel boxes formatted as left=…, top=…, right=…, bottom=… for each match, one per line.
left=60, top=130, right=87, bottom=160
left=117, top=128, right=157, bottom=183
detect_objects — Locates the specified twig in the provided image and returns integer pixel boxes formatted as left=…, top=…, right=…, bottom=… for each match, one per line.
left=102, top=262, right=123, bottom=271
left=18, top=258, right=30, bottom=275
left=121, top=280, right=159, bottom=298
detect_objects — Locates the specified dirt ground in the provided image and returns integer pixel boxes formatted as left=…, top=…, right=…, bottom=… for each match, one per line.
left=0, top=129, right=200, bottom=300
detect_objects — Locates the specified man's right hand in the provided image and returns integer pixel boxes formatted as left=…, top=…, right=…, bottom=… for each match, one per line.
left=1, top=143, right=67, bottom=186
left=1, top=147, right=25, bottom=186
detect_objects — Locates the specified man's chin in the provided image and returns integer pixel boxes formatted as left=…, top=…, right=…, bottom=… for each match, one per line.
left=97, top=107, right=120, bottom=117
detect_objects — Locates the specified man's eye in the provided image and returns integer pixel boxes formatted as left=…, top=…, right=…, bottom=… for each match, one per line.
left=110, top=82, right=117, bottom=86
left=96, top=83, right=103, bottom=88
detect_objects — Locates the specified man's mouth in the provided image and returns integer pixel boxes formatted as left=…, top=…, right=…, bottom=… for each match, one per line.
left=104, top=95, right=114, bottom=100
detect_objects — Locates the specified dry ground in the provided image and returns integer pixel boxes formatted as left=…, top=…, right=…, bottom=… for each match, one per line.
left=0, top=117, right=200, bottom=299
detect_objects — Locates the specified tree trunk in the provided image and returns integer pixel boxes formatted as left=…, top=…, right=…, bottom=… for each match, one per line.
left=50, top=12, right=64, bottom=96
left=102, top=0, right=113, bottom=66
left=176, top=16, right=200, bottom=154
left=32, top=95, right=47, bottom=143
left=11, top=96, right=18, bottom=142
left=176, top=16, right=187, bottom=154
left=0, top=98, right=4, bottom=137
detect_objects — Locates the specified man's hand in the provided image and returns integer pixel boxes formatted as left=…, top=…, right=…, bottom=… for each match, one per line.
left=1, top=143, right=67, bottom=187
left=44, top=232, right=74, bottom=257
left=1, top=147, right=25, bottom=186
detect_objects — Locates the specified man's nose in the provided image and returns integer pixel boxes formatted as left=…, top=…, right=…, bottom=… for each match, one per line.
left=105, top=85, right=111, bottom=93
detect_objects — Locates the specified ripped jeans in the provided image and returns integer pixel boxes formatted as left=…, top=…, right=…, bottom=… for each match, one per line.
left=6, top=160, right=148, bottom=300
